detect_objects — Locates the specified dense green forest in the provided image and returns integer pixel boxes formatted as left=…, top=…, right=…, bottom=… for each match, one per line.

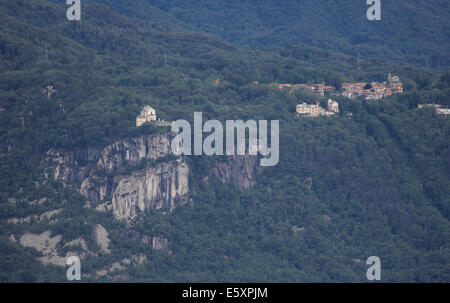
left=0, top=0, right=449, bottom=282
left=82, top=0, right=450, bottom=68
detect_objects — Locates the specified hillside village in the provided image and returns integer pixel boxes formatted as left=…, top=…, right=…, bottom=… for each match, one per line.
left=274, top=73, right=404, bottom=100
left=289, top=74, right=403, bottom=118
left=341, top=73, right=404, bottom=100
left=274, top=73, right=448, bottom=118
left=140, top=72, right=448, bottom=123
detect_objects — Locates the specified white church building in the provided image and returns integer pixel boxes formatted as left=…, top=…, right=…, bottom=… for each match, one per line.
left=136, top=106, right=157, bottom=127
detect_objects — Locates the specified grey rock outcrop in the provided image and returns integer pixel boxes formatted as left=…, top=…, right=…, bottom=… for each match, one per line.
left=96, top=202, right=113, bottom=212
left=111, top=159, right=189, bottom=220
left=19, top=231, right=81, bottom=266
left=94, top=224, right=111, bottom=254
left=20, top=230, right=96, bottom=267
left=65, top=237, right=89, bottom=252
left=95, top=134, right=175, bottom=171
left=9, top=234, right=16, bottom=243
left=42, top=133, right=177, bottom=183
left=42, top=133, right=258, bottom=222
left=8, top=208, right=62, bottom=224
left=42, top=133, right=189, bottom=221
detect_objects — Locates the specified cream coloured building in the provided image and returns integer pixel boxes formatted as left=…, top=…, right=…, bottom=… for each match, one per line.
left=438, top=108, right=450, bottom=116
left=296, top=100, right=339, bottom=118
left=296, top=103, right=325, bottom=117
left=136, top=106, right=157, bottom=127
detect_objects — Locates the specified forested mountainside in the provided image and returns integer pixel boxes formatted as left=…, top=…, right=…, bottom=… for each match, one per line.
left=0, top=0, right=449, bottom=282
left=85, top=0, right=450, bottom=68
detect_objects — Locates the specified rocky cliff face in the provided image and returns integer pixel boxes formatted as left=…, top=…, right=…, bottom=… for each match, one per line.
left=95, top=134, right=175, bottom=171
left=111, top=160, right=189, bottom=220
left=42, top=133, right=177, bottom=182
left=42, top=133, right=189, bottom=220
left=42, top=133, right=259, bottom=221
left=208, top=156, right=259, bottom=190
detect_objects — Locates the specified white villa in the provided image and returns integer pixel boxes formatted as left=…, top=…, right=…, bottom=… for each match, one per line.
left=136, top=106, right=157, bottom=127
